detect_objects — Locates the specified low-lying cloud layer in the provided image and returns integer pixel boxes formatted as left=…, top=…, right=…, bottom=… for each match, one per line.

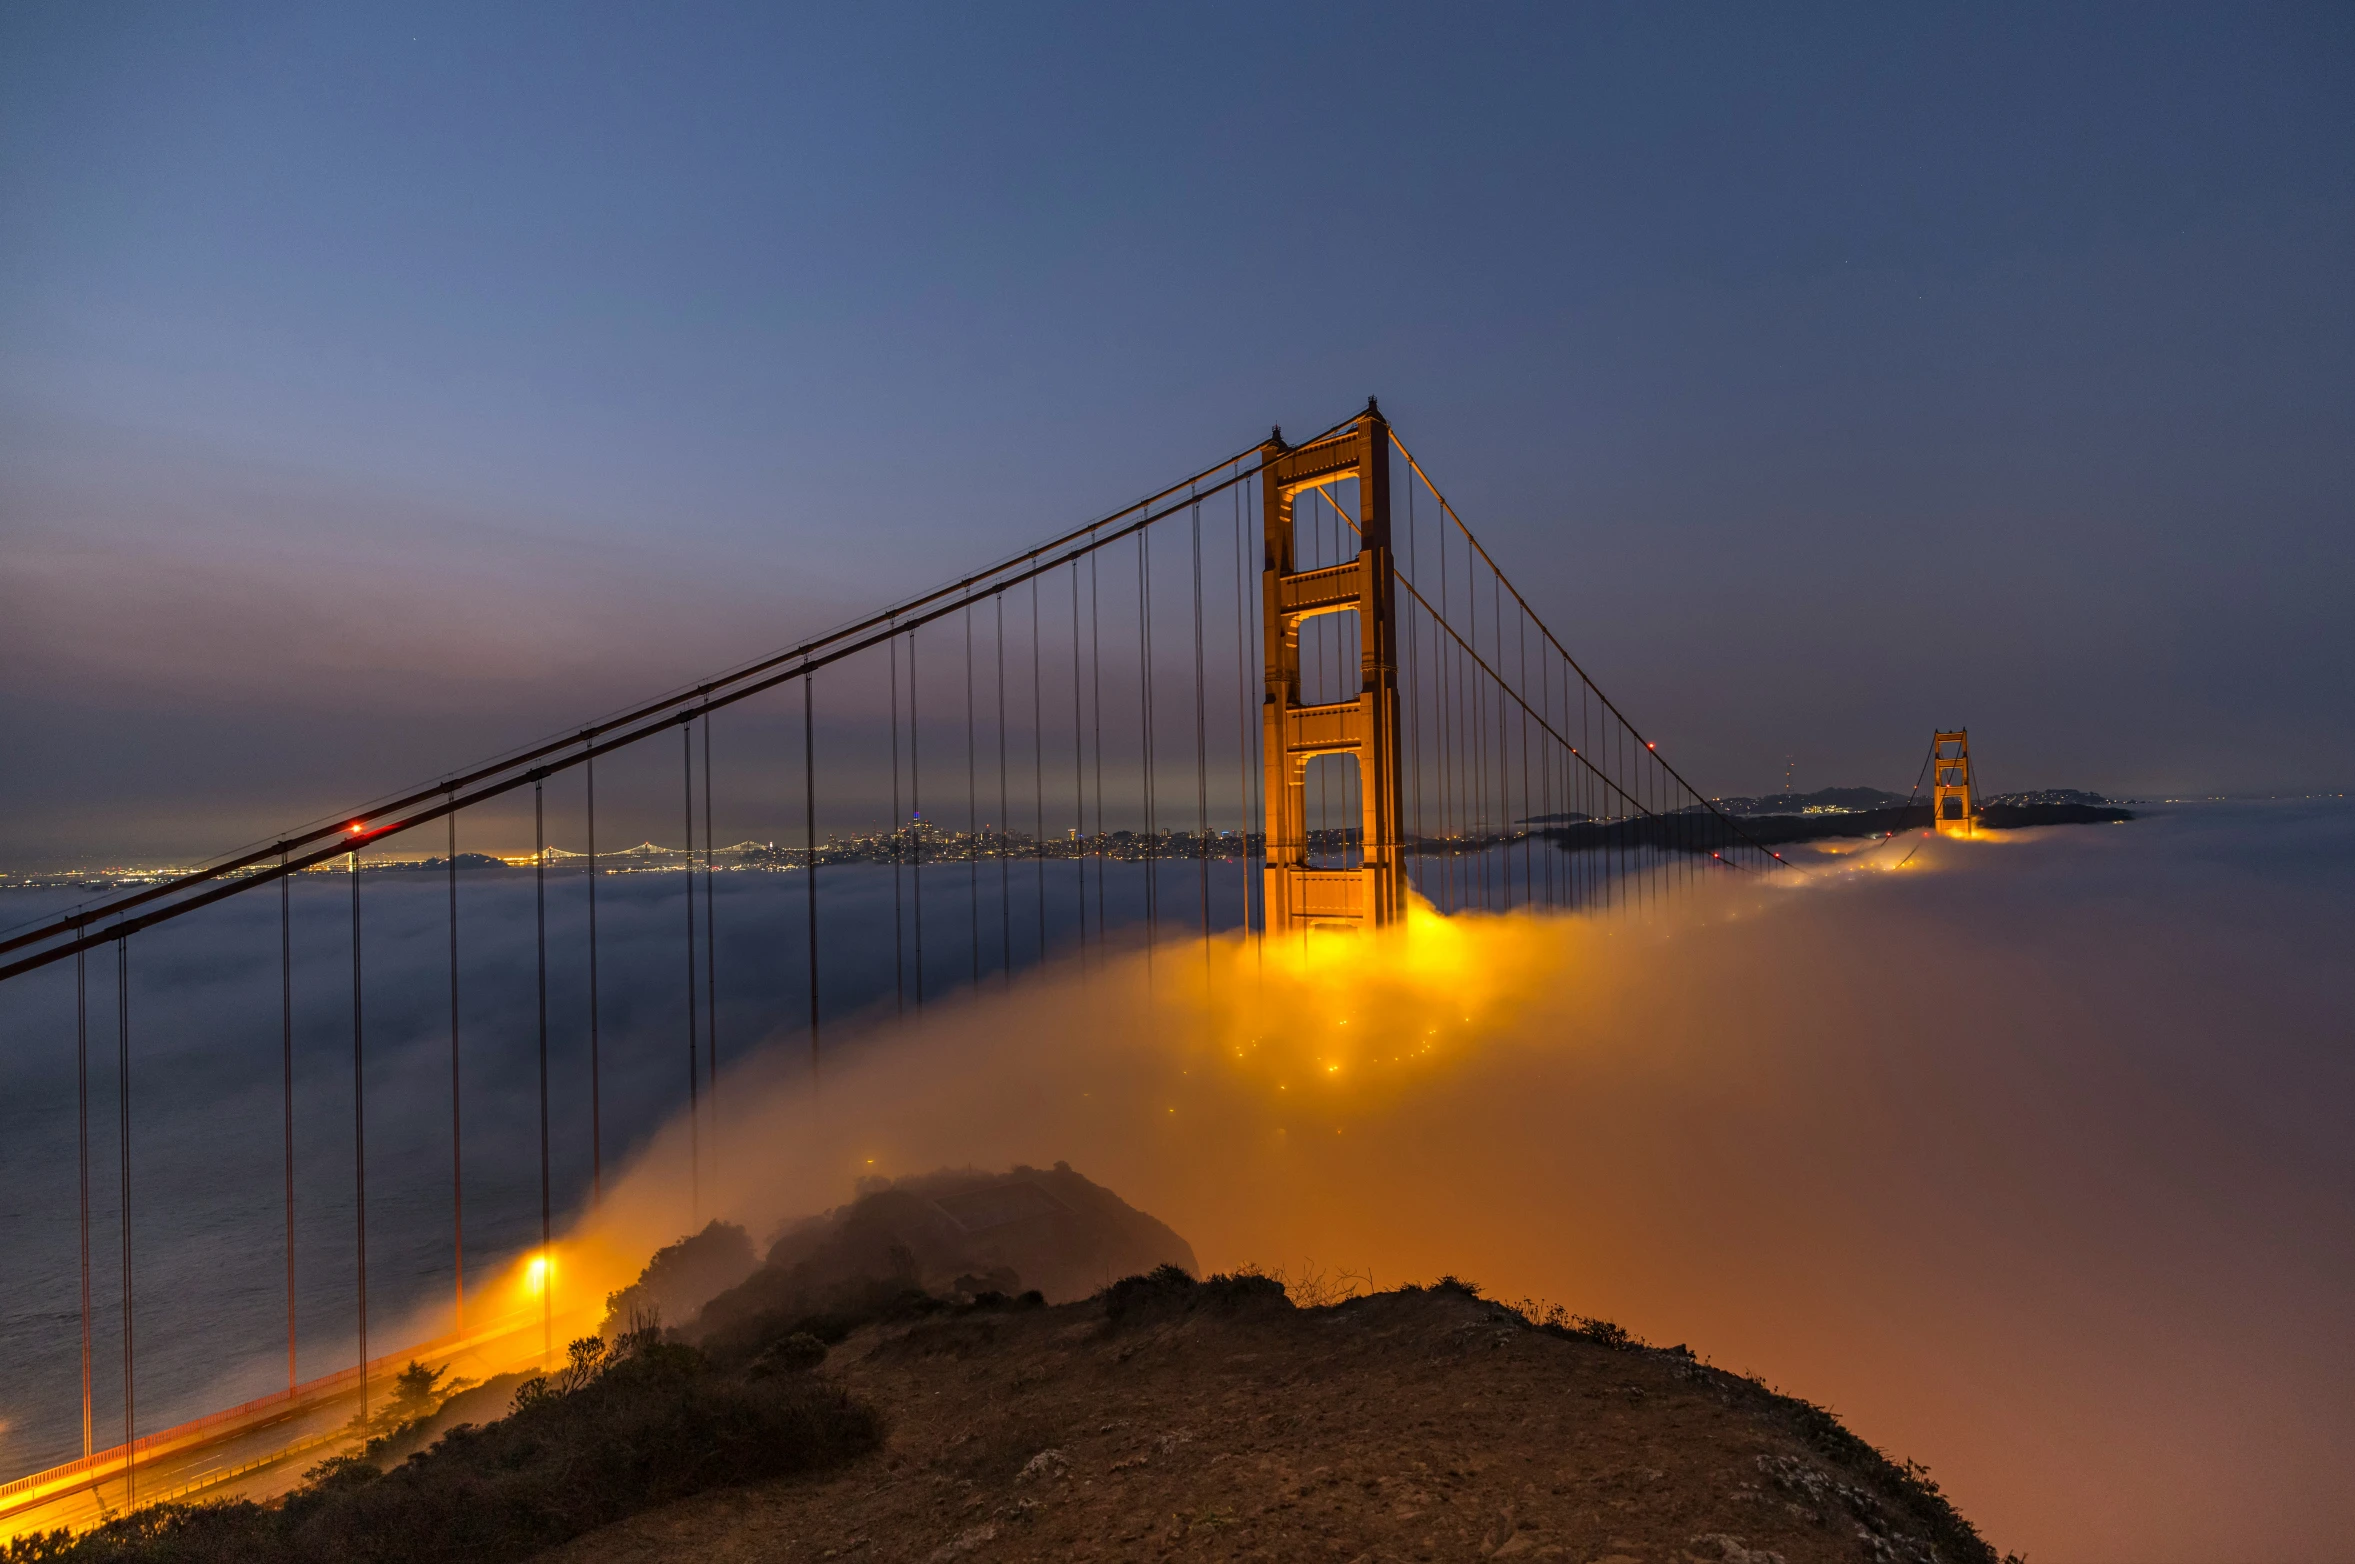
left=4, top=806, right=2349, bottom=1561
left=576, top=806, right=2355, bottom=1561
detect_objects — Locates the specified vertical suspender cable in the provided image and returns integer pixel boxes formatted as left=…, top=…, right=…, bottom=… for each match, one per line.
left=1539, top=648, right=1553, bottom=908
left=1246, top=468, right=1265, bottom=958
left=1437, top=516, right=1453, bottom=910
left=446, top=803, right=462, bottom=1328
left=682, top=727, right=698, bottom=1219
left=1561, top=661, right=1573, bottom=906
left=1484, top=569, right=1498, bottom=906
left=1433, top=515, right=1446, bottom=909
left=534, top=778, right=551, bottom=1365
left=1588, top=684, right=1604, bottom=913
left=1314, top=494, right=1328, bottom=866
left=1090, top=553, right=1105, bottom=941
left=1070, top=561, right=1086, bottom=960
left=965, top=605, right=979, bottom=988
left=1406, top=480, right=1422, bottom=902
left=1472, top=566, right=1488, bottom=908
left=1468, top=568, right=1481, bottom=900
left=349, top=844, right=366, bottom=1425
left=1565, top=682, right=1578, bottom=910
left=703, top=717, right=717, bottom=1121
left=1558, top=671, right=1571, bottom=910
left=117, top=937, right=133, bottom=1504
left=804, top=675, right=821, bottom=1079
left=995, top=596, right=1011, bottom=985
left=1231, top=482, right=1253, bottom=934
left=1191, top=499, right=1209, bottom=954
left=77, top=941, right=92, bottom=1452
left=910, top=631, right=925, bottom=1010
left=890, top=629, right=905, bottom=1016
left=1499, top=576, right=1513, bottom=906
left=284, top=852, right=298, bottom=1386
left=1600, top=689, right=1611, bottom=912
left=1483, top=575, right=1497, bottom=902
left=1519, top=600, right=1532, bottom=906
left=583, top=755, right=599, bottom=1207
left=1032, top=577, right=1046, bottom=963
left=1138, top=528, right=1157, bottom=957
left=1614, top=706, right=1627, bottom=912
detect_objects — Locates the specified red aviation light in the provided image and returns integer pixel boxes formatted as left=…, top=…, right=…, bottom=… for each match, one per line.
left=348, top=822, right=365, bottom=835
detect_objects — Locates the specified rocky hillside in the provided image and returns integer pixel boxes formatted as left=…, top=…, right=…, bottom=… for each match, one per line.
left=548, top=1272, right=2004, bottom=1564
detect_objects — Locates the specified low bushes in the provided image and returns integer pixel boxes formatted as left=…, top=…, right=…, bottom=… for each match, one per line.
left=10, top=1331, right=879, bottom=1564
left=1099, top=1263, right=1288, bottom=1326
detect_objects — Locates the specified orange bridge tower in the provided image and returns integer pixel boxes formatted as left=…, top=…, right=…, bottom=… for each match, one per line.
left=1932, top=729, right=1978, bottom=837
left=1260, top=403, right=1408, bottom=936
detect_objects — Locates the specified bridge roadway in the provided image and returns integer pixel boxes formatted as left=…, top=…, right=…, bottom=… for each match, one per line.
left=0, top=1310, right=547, bottom=1541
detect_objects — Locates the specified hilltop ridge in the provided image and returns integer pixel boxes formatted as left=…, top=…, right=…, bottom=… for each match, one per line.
left=550, top=1273, right=2004, bottom=1564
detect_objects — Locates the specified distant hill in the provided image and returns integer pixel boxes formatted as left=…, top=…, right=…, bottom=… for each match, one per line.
left=382, top=852, right=509, bottom=872
left=1714, top=786, right=1912, bottom=817
left=1538, top=791, right=2133, bottom=853
left=1980, top=789, right=2112, bottom=809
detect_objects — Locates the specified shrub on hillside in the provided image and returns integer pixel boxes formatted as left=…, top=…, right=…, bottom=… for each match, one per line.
left=1099, top=1263, right=1288, bottom=1326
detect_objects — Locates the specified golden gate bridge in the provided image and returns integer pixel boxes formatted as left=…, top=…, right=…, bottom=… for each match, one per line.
left=0, top=403, right=1783, bottom=1536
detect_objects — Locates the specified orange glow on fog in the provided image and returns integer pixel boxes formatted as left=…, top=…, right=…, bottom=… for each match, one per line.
left=1180, top=891, right=1574, bottom=1097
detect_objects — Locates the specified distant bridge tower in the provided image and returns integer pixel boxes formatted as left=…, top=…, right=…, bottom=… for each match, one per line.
left=1261, top=402, right=1407, bottom=936
left=1932, top=729, right=1978, bottom=837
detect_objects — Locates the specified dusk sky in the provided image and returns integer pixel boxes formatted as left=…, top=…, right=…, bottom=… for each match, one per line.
left=5, top=14, right=2355, bottom=1557
left=4, top=3, right=2350, bottom=862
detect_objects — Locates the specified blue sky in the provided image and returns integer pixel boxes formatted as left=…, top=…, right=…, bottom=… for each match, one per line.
left=3, top=2, right=2350, bottom=860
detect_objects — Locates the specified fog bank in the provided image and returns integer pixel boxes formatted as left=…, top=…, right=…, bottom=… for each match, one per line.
left=578, top=804, right=2354, bottom=1563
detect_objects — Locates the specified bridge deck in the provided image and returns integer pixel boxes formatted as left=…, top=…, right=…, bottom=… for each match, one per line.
left=0, top=1311, right=545, bottom=1540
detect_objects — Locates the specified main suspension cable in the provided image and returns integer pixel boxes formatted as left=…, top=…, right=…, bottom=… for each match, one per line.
left=1389, top=430, right=1780, bottom=867
left=0, top=433, right=1310, bottom=965
left=6, top=430, right=1364, bottom=980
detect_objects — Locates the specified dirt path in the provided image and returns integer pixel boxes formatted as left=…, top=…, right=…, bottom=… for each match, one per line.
left=545, top=1285, right=1993, bottom=1564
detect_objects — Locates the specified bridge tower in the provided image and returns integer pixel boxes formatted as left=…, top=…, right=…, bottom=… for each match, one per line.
left=1260, top=402, right=1407, bottom=936
left=1932, top=729, right=1977, bottom=837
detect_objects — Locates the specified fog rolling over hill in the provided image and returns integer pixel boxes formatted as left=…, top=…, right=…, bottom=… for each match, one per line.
left=1, top=802, right=2349, bottom=1561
